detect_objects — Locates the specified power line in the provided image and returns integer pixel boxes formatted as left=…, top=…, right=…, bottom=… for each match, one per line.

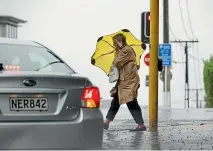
left=195, top=44, right=203, bottom=89
left=185, top=0, right=196, bottom=38
left=185, top=46, right=203, bottom=90
left=191, top=45, right=198, bottom=89
left=170, top=39, right=199, bottom=108
left=165, top=0, right=203, bottom=107
left=185, top=0, right=202, bottom=89
left=180, top=45, right=185, bottom=69
left=160, top=0, right=182, bottom=41
left=169, top=26, right=181, bottom=40
left=178, top=0, right=190, bottom=38
left=188, top=54, right=200, bottom=61
left=187, top=46, right=203, bottom=89
left=172, top=100, right=185, bottom=104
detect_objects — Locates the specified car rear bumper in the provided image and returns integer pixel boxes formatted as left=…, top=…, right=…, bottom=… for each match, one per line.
left=0, top=108, right=104, bottom=150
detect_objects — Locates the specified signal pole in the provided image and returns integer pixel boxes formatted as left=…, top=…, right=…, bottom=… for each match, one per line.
left=170, top=40, right=199, bottom=108
left=163, top=0, right=171, bottom=108
left=149, top=0, right=159, bottom=132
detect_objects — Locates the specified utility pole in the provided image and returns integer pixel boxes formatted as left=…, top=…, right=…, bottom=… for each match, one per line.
left=170, top=40, right=199, bottom=108
left=196, top=89, right=199, bottom=108
left=185, top=42, right=189, bottom=108
left=200, top=99, right=202, bottom=108
left=189, top=88, right=204, bottom=108
left=149, top=0, right=159, bottom=132
left=163, top=0, right=171, bottom=108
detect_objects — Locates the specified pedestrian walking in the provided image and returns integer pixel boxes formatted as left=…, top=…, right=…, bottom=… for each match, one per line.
left=103, top=33, right=146, bottom=131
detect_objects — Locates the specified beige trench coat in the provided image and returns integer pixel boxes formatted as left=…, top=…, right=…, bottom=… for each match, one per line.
left=113, top=45, right=140, bottom=105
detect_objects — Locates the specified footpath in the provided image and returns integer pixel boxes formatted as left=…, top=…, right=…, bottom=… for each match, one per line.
left=101, top=107, right=213, bottom=150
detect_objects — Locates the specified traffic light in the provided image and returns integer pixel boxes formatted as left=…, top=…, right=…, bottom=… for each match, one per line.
left=141, top=11, right=150, bottom=44
left=158, top=58, right=163, bottom=72
left=0, top=63, right=3, bottom=71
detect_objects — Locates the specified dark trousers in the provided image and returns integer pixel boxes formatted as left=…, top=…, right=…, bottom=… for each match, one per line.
left=106, top=91, right=144, bottom=125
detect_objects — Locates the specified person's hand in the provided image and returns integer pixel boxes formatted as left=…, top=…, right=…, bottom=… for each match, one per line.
left=112, top=51, right=118, bottom=66
left=110, top=87, right=117, bottom=97
left=110, top=64, right=114, bottom=71
left=114, top=51, right=118, bottom=58
left=137, top=65, right=140, bottom=70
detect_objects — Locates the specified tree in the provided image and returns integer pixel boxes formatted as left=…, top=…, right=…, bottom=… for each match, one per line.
left=203, top=55, right=213, bottom=108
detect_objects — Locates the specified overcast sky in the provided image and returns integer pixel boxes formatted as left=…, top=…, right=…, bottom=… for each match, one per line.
left=0, top=0, right=212, bottom=108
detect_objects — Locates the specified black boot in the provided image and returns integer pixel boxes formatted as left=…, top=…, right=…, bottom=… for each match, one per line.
left=103, top=123, right=109, bottom=130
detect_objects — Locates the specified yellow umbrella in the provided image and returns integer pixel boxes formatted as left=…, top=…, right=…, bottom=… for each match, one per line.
left=91, top=29, right=146, bottom=75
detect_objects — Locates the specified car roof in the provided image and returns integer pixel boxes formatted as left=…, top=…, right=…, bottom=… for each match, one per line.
left=0, top=37, right=43, bottom=47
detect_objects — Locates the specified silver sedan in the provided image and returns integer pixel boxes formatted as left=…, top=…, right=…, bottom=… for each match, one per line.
left=0, top=37, right=103, bottom=149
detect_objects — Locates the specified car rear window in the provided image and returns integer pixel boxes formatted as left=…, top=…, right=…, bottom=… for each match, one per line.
left=0, top=44, right=74, bottom=73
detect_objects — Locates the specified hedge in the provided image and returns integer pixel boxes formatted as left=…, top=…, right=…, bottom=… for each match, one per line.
left=203, top=55, right=213, bottom=108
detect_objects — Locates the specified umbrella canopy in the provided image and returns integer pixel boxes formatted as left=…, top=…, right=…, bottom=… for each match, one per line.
left=91, top=29, right=146, bottom=75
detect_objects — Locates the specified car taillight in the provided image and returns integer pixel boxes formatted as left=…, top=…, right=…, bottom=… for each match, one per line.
left=5, top=65, right=20, bottom=71
left=81, top=86, right=100, bottom=108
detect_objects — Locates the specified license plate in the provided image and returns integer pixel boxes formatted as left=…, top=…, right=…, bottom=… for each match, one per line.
left=9, top=97, right=48, bottom=111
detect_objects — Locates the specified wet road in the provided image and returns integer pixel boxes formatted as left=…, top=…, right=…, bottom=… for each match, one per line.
left=101, top=102, right=213, bottom=150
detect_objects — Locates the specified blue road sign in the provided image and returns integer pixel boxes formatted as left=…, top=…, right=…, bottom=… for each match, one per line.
left=159, top=44, right=172, bottom=66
